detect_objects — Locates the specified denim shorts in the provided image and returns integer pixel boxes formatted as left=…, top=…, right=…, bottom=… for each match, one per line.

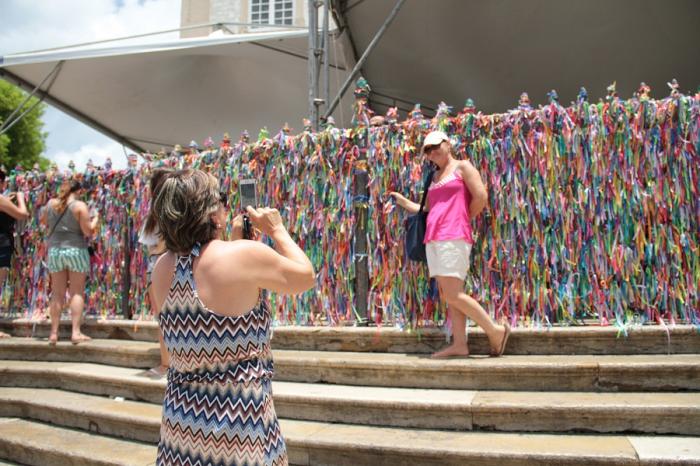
left=47, top=247, right=90, bottom=274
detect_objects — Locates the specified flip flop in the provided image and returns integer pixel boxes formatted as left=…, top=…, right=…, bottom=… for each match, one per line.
left=71, top=335, right=92, bottom=345
left=490, top=322, right=511, bottom=357
left=146, top=365, right=168, bottom=378
left=48, top=335, right=58, bottom=346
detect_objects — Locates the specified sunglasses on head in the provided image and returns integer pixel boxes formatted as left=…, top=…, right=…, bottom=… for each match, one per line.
left=424, top=143, right=441, bottom=153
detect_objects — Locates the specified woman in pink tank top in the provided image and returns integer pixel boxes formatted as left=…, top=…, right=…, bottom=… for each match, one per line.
left=390, top=131, right=510, bottom=358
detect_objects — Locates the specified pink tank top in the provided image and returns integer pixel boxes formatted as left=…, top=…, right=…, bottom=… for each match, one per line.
left=424, top=170, right=474, bottom=244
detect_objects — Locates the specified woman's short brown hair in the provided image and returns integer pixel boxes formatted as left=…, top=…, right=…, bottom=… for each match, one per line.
left=153, top=169, right=220, bottom=253
left=143, top=167, right=175, bottom=235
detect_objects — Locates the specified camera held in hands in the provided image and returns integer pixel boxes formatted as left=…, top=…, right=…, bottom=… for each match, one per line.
left=239, top=179, right=257, bottom=240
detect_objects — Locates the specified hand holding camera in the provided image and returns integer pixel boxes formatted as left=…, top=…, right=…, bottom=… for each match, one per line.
left=244, top=206, right=285, bottom=237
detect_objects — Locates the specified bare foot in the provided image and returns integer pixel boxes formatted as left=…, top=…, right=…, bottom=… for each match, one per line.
left=71, top=333, right=92, bottom=345
left=431, top=344, right=470, bottom=359
left=48, top=334, right=58, bottom=346
left=0, top=331, right=11, bottom=339
left=146, top=365, right=169, bottom=379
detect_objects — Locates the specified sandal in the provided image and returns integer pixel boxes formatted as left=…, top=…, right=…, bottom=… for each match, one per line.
left=48, top=335, right=58, bottom=346
left=489, top=322, right=511, bottom=357
left=146, top=365, right=168, bottom=378
left=71, top=334, right=92, bottom=345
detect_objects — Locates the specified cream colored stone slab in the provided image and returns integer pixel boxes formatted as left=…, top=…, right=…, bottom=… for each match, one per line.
left=0, top=416, right=156, bottom=465
left=472, top=391, right=700, bottom=434
left=291, top=422, right=639, bottom=464
left=473, top=391, right=700, bottom=409
left=629, top=436, right=700, bottom=465
left=273, top=381, right=476, bottom=407
left=0, top=359, right=70, bottom=370
left=0, top=387, right=162, bottom=422
left=274, top=351, right=700, bottom=365
left=273, top=382, right=475, bottom=429
left=0, top=387, right=162, bottom=443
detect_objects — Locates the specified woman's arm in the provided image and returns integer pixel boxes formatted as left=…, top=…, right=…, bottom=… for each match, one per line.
left=459, top=161, right=488, bottom=217
left=389, top=192, right=422, bottom=214
left=40, top=200, right=51, bottom=228
left=0, top=193, right=29, bottom=220
left=244, top=207, right=315, bottom=295
left=74, top=202, right=98, bottom=237
left=230, top=214, right=245, bottom=241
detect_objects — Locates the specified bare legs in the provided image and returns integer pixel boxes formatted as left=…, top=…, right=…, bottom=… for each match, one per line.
left=431, top=276, right=507, bottom=358
left=68, top=271, right=90, bottom=344
left=49, top=270, right=91, bottom=345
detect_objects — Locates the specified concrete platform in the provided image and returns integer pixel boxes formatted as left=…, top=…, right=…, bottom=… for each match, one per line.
left=2, top=318, right=698, bottom=355
left=0, top=418, right=155, bottom=466
left=1, top=393, right=699, bottom=466
left=0, top=338, right=698, bottom=392
left=0, top=362, right=698, bottom=435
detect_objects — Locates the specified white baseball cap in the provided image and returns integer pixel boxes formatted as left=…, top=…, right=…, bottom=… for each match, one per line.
left=422, top=130, right=450, bottom=152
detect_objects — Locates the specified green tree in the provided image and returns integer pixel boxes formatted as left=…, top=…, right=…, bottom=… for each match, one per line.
left=0, top=80, right=50, bottom=171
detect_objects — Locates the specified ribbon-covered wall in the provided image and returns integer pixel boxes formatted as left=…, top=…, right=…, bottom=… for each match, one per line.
left=1, top=81, right=698, bottom=329
left=367, top=84, right=699, bottom=329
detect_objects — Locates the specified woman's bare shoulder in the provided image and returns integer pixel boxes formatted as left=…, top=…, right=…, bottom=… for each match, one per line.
left=202, top=239, right=265, bottom=264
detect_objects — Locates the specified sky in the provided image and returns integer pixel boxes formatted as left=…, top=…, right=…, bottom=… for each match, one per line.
left=0, top=0, right=182, bottom=170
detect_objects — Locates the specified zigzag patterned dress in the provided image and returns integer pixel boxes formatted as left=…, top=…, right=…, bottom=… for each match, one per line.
left=156, top=244, right=288, bottom=466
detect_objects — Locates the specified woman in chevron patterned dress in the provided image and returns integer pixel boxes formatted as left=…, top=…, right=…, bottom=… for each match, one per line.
left=149, top=169, right=315, bottom=466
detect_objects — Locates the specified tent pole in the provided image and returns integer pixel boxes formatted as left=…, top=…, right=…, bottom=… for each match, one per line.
left=322, top=0, right=330, bottom=115
left=308, top=1, right=319, bottom=130
left=0, top=62, right=62, bottom=133
left=323, top=0, right=405, bottom=119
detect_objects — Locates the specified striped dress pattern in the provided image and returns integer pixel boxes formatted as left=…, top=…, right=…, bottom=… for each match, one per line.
left=156, top=244, right=288, bottom=466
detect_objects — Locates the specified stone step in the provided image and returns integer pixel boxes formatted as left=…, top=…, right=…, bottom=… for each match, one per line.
left=2, top=318, right=698, bottom=355
left=1, top=392, right=699, bottom=466
left=1, top=337, right=698, bottom=392
left=0, top=418, right=155, bottom=466
left=1, top=361, right=698, bottom=435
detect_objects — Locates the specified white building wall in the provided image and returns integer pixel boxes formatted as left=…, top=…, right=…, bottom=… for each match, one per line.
left=182, top=0, right=310, bottom=36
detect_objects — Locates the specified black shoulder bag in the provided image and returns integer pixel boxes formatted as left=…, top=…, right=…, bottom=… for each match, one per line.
left=404, top=170, right=434, bottom=262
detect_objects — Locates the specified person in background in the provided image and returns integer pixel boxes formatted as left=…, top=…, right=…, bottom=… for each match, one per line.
left=0, top=169, right=29, bottom=338
left=42, top=179, right=99, bottom=345
left=139, top=168, right=172, bottom=377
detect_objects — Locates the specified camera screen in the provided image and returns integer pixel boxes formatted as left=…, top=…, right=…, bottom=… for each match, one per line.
left=239, top=180, right=257, bottom=209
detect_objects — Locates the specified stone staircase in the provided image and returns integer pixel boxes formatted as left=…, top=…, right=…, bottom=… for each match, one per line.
left=0, top=319, right=698, bottom=465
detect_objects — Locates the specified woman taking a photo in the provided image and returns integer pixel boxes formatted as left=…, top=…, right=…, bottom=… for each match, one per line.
left=139, top=168, right=172, bottom=378
left=42, top=179, right=99, bottom=345
left=391, top=131, right=511, bottom=358
left=150, top=169, right=314, bottom=465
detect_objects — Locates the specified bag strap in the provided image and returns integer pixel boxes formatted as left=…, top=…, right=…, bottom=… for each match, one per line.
left=418, top=170, right=434, bottom=213
left=47, top=201, right=75, bottom=238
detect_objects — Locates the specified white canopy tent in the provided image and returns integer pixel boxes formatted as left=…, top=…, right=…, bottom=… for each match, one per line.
left=2, top=1, right=698, bottom=154
left=0, top=29, right=352, bottom=153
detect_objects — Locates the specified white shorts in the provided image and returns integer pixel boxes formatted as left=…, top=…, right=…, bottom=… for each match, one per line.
left=425, top=240, right=472, bottom=281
